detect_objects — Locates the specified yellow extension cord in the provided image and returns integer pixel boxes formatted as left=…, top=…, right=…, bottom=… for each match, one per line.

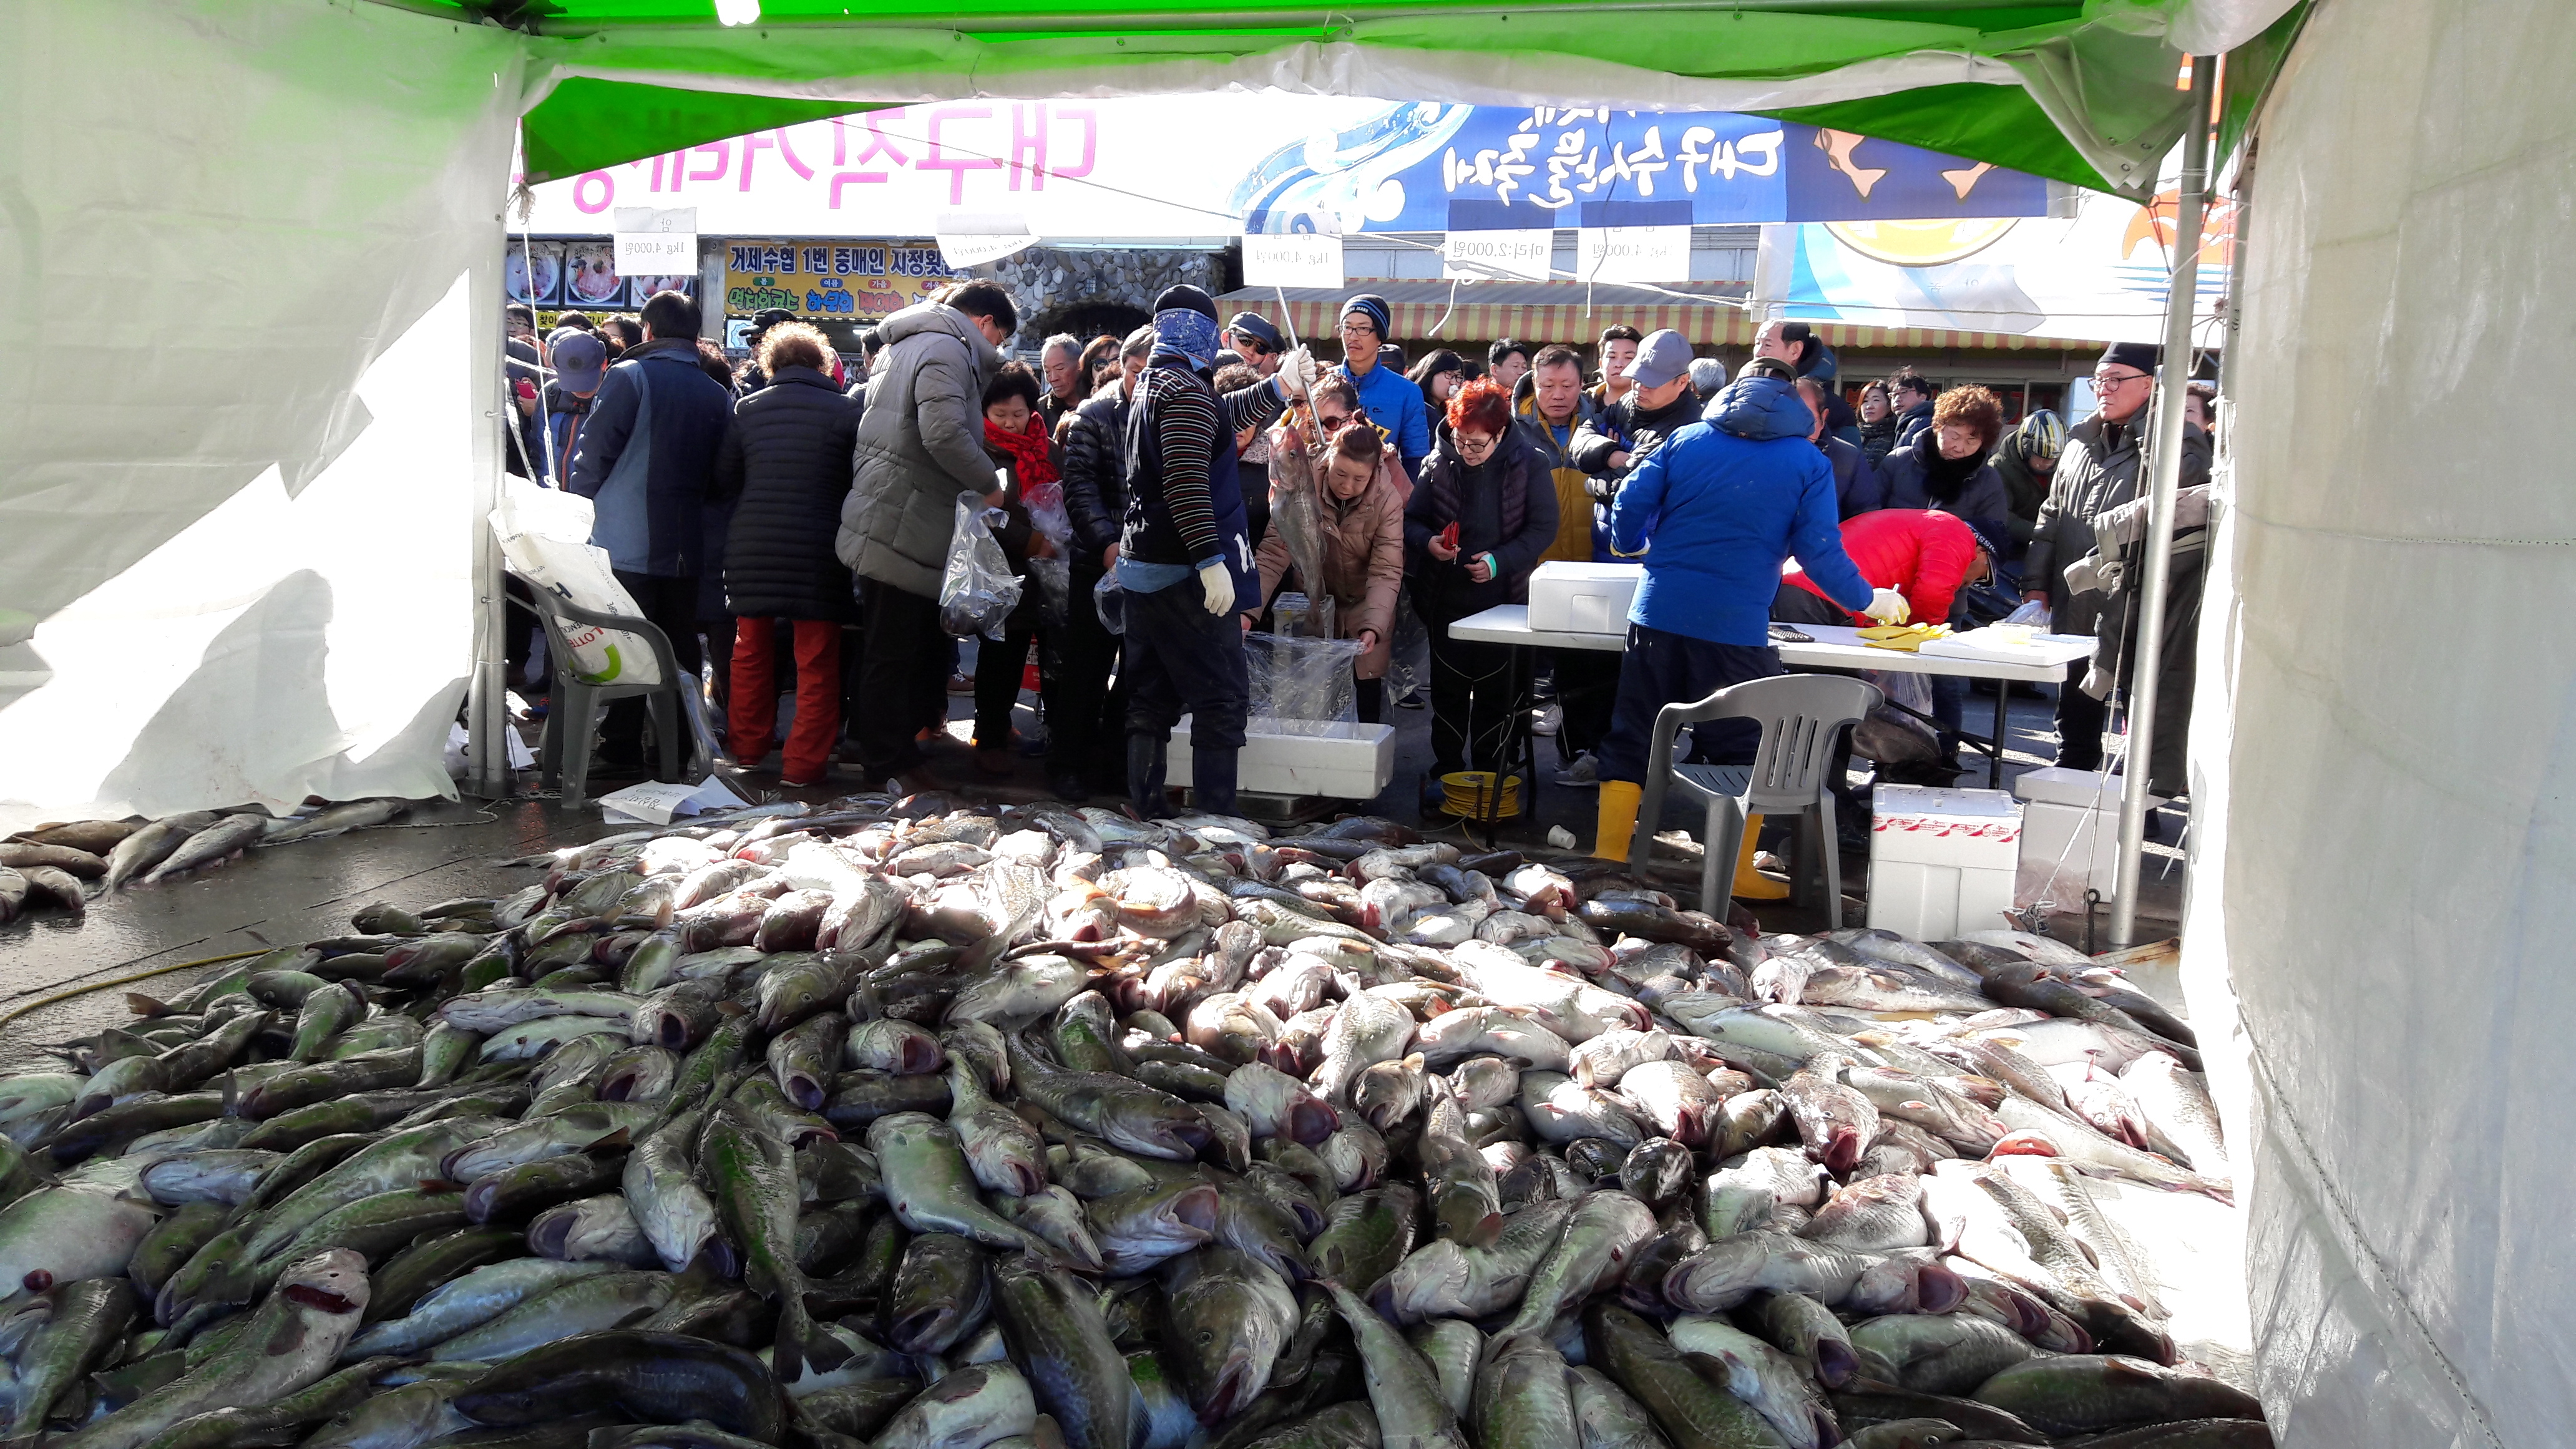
left=1438, top=770, right=1524, bottom=819
left=0, top=948, right=271, bottom=1032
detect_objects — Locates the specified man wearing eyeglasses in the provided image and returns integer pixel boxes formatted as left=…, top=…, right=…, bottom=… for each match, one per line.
left=2023, top=341, right=2212, bottom=785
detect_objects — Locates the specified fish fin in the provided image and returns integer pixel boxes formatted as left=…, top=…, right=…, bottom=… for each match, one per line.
left=416, top=1179, right=466, bottom=1194
left=125, top=993, right=170, bottom=1017
left=592, top=1128, right=632, bottom=1149
left=715, top=1000, right=749, bottom=1018
left=1679, top=1351, right=1740, bottom=1392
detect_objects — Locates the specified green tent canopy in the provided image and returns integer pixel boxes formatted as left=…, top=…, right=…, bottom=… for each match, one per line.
left=384, top=0, right=2303, bottom=197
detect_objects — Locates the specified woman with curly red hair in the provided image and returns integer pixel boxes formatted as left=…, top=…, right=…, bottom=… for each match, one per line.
left=1403, top=375, right=1559, bottom=811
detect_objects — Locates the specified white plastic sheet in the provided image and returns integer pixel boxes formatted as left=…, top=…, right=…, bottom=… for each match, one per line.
left=0, top=1, right=522, bottom=829
left=2206, top=0, right=2576, bottom=1440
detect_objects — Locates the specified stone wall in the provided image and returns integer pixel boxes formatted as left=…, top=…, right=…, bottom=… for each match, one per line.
left=973, top=246, right=1228, bottom=351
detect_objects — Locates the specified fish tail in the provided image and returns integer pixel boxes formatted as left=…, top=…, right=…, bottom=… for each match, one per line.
left=772, top=1290, right=809, bottom=1384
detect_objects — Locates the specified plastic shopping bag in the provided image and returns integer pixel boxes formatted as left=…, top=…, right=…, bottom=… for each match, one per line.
left=939, top=494, right=1023, bottom=641
left=2004, top=598, right=2052, bottom=630
left=487, top=477, right=663, bottom=686
left=1093, top=570, right=1126, bottom=636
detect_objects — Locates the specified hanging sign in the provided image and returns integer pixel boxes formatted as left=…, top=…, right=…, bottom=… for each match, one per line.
left=1242, top=232, right=1344, bottom=288
left=612, top=207, right=698, bottom=275
left=1575, top=201, right=1693, bottom=284
left=935, top=213, right=1037, bottom=268
left=1442, top=202, right=1553, bottom=282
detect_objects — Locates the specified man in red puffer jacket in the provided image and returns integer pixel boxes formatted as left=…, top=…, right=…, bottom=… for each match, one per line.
left=1775, top=508, right=1997, bottom=629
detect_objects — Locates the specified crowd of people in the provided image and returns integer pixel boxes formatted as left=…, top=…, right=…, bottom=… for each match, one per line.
left=497, top=281, right=2213, bottom=871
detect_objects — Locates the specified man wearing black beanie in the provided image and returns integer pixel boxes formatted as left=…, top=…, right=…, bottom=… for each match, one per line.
left=1116, top=284, right=1314, bottom=816
left=2024, top=340, right=2211, bottom=791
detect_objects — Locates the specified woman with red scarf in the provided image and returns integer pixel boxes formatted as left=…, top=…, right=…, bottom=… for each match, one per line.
left=973, top=362, right=1065, bottom=776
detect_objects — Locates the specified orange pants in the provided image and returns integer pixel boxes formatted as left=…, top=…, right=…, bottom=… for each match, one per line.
left=728, top=617, right=842, bottom=783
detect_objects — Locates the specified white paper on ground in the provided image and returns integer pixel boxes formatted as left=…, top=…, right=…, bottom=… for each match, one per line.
left=595, top=773, right=749, bottom=826
left=445, top=721, right=533, bottom=776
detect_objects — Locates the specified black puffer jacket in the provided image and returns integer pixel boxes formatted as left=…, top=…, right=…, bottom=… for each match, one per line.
left=1061, top=389, right=1132, bottom=561
left=713, top=366, right=863, bottom=621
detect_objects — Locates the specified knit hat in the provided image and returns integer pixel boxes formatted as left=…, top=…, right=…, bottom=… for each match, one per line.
left=1340, top=293, right=1392, bottom=340
left=1151, top=284, right=1222, bottom=371
left=1153, top=285, right=1220, bottom=323
left=2099, top=341, right=2160, bottom=374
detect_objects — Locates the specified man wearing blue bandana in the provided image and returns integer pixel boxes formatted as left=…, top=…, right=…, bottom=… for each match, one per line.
left=1120, top=285, right=1316, bottom=816
left=1334, top=294, right=1430, bottom=480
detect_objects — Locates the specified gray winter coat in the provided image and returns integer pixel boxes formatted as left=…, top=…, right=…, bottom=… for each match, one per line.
left=2022, top=411, right=2211, bottom=621
left=837, top=301, right=1004, bottom=598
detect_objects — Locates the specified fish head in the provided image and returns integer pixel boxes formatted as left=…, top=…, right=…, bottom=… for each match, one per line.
left=1660, top=1236, right=1772, bottom=1312
left=1100, top=1092, right=1214, bottom=1162
left=276, top=1248, right=370, bottom=1316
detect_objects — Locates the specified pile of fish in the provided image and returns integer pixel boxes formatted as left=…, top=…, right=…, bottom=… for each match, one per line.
left=0, top=801, right=414, bottom=925
left=0, top=793, right=2264, bottom=1449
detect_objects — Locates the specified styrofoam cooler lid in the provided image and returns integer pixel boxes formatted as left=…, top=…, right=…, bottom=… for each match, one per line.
left=2011, top=766, right=2167, bottom=810
left=1530, top=560, right=1643, bottom=585
left=1875, top=783, right=2017, bottom=822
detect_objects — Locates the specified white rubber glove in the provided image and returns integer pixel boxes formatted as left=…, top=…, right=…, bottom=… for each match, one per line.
left=1863, top=587, right=1913, bottom=625
left=1276, top=346, right=1318, bottom=401
left=1199, top=562, right=1236, bottom=617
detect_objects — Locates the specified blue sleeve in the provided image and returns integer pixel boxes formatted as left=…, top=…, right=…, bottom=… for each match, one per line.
left=1398, top=389, right=1431, bottom=461
left=1399, top=453, right=1423, bottom=485
left=1607, top=435, right=1673, bottom=557
left=1788, top=456, right=1875, bottom=610
left=567, top=369, right=637, bottom=500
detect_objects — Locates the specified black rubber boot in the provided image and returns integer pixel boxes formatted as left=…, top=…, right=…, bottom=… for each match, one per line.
left=1193, top=745, right=1240, bottom=818
left=1126, top=732, right=1168, bottom=819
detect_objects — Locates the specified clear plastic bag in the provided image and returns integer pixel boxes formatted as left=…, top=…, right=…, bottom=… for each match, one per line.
left=2004, top=598, right=2052, bottom=630
left=1093, top=570, right=1126, bottom=636
left=1246, top=632, right=1366, bottom=731
left=1023, top=477, right=1073, bottom=550
left=938, top=494, right=1023, bottom=641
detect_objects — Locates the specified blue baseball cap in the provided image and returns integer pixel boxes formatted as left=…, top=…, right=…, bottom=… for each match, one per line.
left=547, top=328, right=607, bottom=393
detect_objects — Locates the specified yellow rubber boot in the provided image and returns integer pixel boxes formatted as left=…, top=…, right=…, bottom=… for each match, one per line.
left=1733, top=810, right=1790, bottom=900
left=1594, top=781, right=1643, bottom=863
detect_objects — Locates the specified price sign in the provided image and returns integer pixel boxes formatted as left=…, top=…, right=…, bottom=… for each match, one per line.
left=1243, top=233, right=1344, bottom=288
left=1577, top=224, right=1693, bottom=284
left=612, top=207, right=698, bottom=276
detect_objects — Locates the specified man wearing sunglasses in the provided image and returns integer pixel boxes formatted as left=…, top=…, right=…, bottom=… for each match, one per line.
left=2024, top=341, right=2212, bottom=788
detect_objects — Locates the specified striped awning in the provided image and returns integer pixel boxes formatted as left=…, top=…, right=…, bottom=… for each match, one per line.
left=1217, top=283, right=2108, bottom=353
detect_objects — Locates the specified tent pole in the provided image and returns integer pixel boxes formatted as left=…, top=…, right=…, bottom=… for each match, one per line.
left=2108, top=56, right=2214, bottom=948
left=465, top=253, right=514, bottom=803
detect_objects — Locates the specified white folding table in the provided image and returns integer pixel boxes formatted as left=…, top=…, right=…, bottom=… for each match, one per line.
left=1447, top=605, right=2095, bottom=791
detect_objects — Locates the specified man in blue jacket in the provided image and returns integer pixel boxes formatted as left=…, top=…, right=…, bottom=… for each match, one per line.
left=1593, top=358, right=1910, bottom=883
left=1332, top=294, right=1428, bottom=479
left=568, top=288, right=734, bottom=778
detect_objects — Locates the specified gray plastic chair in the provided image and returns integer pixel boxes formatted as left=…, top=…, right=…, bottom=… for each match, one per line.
left=513, top=573, right=697, bottom=806
left=1628, top=673, right=1882, bottom=925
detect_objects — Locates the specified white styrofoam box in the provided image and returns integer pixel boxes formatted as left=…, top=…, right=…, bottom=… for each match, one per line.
left=1866, top=783, right=2019, bottom=939
left=1169, top=716, right=1396, bottom=800
left=1528, top=561, right=1642, bottom=635
left=2011, top=768, right=2166, bottom=907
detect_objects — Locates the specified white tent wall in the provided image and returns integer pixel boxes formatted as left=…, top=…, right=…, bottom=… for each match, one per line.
left=2207, top=0, right=2576, bottom=1442
left=0, top=1, right=522, bottom=828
